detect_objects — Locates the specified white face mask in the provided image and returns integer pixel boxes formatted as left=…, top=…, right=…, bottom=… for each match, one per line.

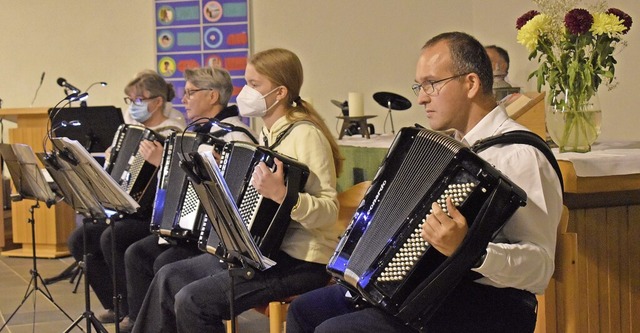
left=236, top=85, right=281, bottom=117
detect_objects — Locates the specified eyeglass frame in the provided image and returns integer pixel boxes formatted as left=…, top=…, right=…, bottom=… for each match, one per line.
left=411, top=72, right=471, bottom=97
left=123, top=96, right=160, bottom=106
left=183, top=88, right=213, bottom=100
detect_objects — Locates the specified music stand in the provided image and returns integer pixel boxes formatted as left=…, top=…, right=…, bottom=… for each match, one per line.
left=50, top=137, right=139, bottom=333
left=38, top=151, right=110, bottom=333
left=0, top=143, right=74, bottom=331
left=49, top=105, right=124, bottom=154
left=185, top=150, right=274, bottom=333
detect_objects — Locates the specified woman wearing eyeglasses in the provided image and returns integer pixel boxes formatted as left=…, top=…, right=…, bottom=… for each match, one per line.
left=132, top=48, right=344, bottom=333
left=121, top=66, right=256, bottom=332
left=67, top=70, right=187, bottom=326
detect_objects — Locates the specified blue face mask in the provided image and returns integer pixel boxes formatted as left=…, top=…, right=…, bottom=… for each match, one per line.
left=128, top=102, right=152, bottom=123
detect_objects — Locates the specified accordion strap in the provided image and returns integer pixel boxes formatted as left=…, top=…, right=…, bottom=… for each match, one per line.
left=471, top=130, right=564, bottom=192
left=263, top=121, right=313, bottom=150
left=210, top=122, right=259, bottom=144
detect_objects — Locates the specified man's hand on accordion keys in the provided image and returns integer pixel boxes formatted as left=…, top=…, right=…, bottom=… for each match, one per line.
left=421, top=196, right=469, bottom=257
left=139, top=139, right=164, bottom=167
left=251, top=158, right=287, bottom=204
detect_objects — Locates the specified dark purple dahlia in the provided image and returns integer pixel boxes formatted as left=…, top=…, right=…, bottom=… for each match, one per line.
left=565, top=8, right=594, bottom=35
left=516, top=10, right=540, bottom=30
left=607, top=8, right=633, bottom=34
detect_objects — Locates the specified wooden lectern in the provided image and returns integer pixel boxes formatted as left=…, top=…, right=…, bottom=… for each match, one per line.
left=506, top=91, right=546, bottom=139
left=0, top=107, right=75, bottom=258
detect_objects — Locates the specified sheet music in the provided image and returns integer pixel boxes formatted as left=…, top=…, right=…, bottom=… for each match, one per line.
left=195, top=151, right=275, bottom=270
left=38, top=152, right=107, bottom=219
left=0, top=143, right=56, bottom=204
left=50, top=137, right=139, bottom=215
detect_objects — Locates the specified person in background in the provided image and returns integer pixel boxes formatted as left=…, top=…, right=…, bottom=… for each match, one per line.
left=286, top=32, right=562, bottom=333
left=132, top=47, right=345, bottom=333
left=485, top=45, right=510, bottom=83
left=67, top=70, right=186, bottom=324
left=120, top=66, right=256, bottom=332
left=485, top=45, right=521, bottom=102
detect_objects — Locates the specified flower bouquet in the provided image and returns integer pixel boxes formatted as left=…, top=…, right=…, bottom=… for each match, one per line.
left=516, top=0, right=632, bottom=152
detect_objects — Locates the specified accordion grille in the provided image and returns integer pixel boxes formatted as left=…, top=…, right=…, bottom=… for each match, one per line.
left=347, top=130, right=461, bottom=278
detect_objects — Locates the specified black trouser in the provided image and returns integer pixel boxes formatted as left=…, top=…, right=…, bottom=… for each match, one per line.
left=68, top=216, right=151, bottom=314
left=287, top=279, right=538, bottom=333
left=124, top=234, right=201, bottom=321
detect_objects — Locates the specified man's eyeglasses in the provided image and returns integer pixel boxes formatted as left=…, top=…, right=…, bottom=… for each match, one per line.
left=184, top=88, right=213, bottom=99
left=123, top=96, right=159, bottom=106
left=411, top=73, right=471, bottom=97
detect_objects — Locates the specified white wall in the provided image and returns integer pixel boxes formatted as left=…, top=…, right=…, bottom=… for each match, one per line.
left=1, top=0, right=638, bottom=140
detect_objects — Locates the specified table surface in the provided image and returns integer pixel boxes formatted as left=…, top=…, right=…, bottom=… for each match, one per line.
left=336, top=115, right=377, bottom=120
left=339, top=135, right=640, bottom=178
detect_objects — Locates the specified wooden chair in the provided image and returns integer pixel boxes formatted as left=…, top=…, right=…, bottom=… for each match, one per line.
left=227, top=181, right=371, bottom=333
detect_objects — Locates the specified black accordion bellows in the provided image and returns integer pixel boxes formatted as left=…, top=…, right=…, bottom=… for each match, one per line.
left=327, top=127, right=527, bottom=331
left=104, top=124, right=165, bottom=216
left=197, top=141, right=310, bottom=259
left=150, top=131, right=225, bottom=240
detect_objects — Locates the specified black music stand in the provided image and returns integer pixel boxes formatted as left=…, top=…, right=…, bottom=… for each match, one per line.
left=50, top=137, right=139, bottom=333
left=184, top=150, right=275, bottom=333
left=38, top=151, right=110, bottom=333
left=0, top=143, right=74, bottom=331
left=49, top=105, right=124, bottom=154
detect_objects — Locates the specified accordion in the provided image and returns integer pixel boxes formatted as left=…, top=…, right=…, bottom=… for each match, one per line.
left=104, top=124, right=164, bottom=216
left=327, top=127, right=527, bottom=331
left=196, top=141, right=310, bottom=259
left=150, top=131, right=226, bottom=241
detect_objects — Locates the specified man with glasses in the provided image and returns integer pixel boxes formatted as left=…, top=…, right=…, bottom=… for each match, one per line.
left=286, top=31, right=562, bottom=333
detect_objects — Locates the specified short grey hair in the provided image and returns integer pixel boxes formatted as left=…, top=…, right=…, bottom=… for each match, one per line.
left=184, top=66, right=233, bottom=106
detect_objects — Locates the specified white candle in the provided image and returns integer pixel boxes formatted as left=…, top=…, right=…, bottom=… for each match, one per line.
left=348, top=92, right=364, bottom=117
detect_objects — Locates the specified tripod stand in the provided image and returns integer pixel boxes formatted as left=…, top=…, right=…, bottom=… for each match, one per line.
left=47, top=137, right=140, bottom=333
left=37, top=148, right=111, bottom=333
left=0, top=202, right=74, bottom=331
left=64, top=217, right=109, bottom=333
left=0, top=143, right=75, bottom=331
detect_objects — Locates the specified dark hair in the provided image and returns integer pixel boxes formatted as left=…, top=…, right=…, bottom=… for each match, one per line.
left=484, top=45, right=510, bottom=68
left=422, top=32, right=494, bottom=95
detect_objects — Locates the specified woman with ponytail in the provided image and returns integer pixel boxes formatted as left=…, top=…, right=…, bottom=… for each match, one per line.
left=132, top=48, right=344, bottom=333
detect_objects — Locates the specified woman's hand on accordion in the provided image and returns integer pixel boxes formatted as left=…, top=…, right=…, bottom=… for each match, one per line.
left=251, top=158, right=286, bottom=204
left=421, top=197, right=468, bottom=257
left=139, top=139, right=163, bottom=167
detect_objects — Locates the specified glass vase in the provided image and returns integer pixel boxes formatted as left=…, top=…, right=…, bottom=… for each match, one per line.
left=545, top=92, right=602, bottom=153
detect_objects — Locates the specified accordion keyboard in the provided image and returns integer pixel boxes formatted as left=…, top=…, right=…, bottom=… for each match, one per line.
left=238, top=184, right=262, bottom=234
left=378, top=182, right=476, bottom=283
left=122, top=152, right=145, bottom=194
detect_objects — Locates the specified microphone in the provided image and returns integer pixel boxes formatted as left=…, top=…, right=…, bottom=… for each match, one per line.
left=57, top=77, right=81, bottom=94
left=85, top=81, right=108, bottom=93
left=30, top=71, right=46, bottom=107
